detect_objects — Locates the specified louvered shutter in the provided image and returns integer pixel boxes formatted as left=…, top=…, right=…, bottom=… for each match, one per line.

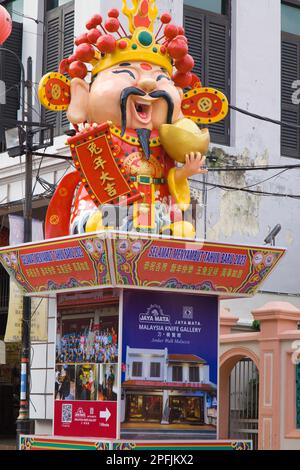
left=0, top=21, right=23, bottom=151
left=281, top=33, right=300, bottom=158
left=43, top=1, right=74, bottom=135
left=44, top=10, right=61, bottom=134
left=184, top=8, right=205, bottom=79
left=61, top=3, right=75, bottom=129
left=184, top=6, right=230, bottom=146
left=205, top=14, right=230, bottom=144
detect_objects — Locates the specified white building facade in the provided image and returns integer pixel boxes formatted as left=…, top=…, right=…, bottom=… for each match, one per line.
left=122, top=346, right=215, bottom=426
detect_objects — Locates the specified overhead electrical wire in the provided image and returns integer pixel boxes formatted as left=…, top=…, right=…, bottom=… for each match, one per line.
left=207, top=163, right=300, bottom=172
left=191, top=169, right=300, bottom=199
left=201, top=181, right=300, bottom=199
left=229, top=104, right=300, bottom=130
left=12, top=9, right=76, bottom=39
left=238, top=169, right=289, bottom=190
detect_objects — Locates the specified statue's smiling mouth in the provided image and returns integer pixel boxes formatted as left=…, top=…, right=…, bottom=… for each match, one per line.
left=132, top=100, right=152, bottom=123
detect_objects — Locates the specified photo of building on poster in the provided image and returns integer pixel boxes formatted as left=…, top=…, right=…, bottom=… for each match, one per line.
left=121, top=291, right=218, bottom=440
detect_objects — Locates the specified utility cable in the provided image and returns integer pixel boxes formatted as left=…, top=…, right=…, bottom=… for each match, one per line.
left=201, top=181, right=300, bottom=199
left=229, top=104, right=300, bottom=130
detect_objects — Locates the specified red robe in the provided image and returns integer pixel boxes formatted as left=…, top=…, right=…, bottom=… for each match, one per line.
left=46, top=126, right=183, bottom=238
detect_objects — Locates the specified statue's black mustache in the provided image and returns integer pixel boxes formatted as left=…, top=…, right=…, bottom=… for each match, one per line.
left=120, top=87, right=174, bottom=136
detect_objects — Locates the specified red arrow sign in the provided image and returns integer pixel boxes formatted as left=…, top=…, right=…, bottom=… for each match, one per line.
left=54, top=400, right=117, bottom=439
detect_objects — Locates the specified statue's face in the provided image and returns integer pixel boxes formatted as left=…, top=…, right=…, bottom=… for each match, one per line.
left=68, top=61, right=183, bottom=130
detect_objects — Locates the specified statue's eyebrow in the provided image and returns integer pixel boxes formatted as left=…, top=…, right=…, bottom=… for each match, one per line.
left=119, top=62, right=132, bottom=67
left=113, top=69, right=136, bottom=79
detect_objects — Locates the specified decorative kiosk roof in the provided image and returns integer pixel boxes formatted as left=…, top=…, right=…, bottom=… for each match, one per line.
left=0, top=231, right=285, bottom=298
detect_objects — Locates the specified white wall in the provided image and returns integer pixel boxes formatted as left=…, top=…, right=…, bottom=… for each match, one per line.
left=74, top=0, right=101, bottom=38
left=30, top=298, right=56, bottom=421
left=201, top=364, right=210, bottom=383
left=126, top=347, right=166, bottom=381
left=22, top=0, right=45, bottom=113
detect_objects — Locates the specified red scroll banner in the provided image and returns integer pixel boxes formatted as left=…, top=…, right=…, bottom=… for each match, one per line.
left=68, top=123, right=141, bottom=206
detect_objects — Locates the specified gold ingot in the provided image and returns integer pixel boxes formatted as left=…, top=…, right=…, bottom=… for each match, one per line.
left=85, top=211, right=103, bottom=233
left=159, top=118, right=210, bottom=163
left=161, top=221, right=196, bottom=239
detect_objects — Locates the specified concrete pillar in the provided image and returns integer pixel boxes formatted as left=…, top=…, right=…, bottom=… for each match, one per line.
left=231, top=0, right=281, bottom=155
left=161, top=390, right=169, bottom=424
left=220, top=308, right=238, bottom=335
left=203, top=393, right=208, bottom=425
left=252, top=302, right=300, bottom=450
left=22, top=0, right=45, bottom=113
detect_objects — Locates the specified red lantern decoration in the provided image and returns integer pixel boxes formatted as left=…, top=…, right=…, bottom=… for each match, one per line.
left=167, top=38, right=188, bottom=60
left=96, top=35, right=117, bottom=53
left=175, top=54, right=195, bottom=73
left=161, top=13, right=172, bottom=25
left=164, top=24, right=179, bottom=40
left=69, top=61, right=88, bottom=79
left=105, top=18, right=120, bottom=33
left=75, top=43, right=95, bottom=62
left=0, top=5, right=12, bottom=45
left=172, top=71, right=193, bottom=88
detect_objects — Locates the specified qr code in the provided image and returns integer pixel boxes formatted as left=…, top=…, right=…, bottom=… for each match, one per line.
left=62, top=404, right=72, bottom=423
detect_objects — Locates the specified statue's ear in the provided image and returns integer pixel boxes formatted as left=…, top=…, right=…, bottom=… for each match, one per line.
left=67, top=78, right=90, bottom=124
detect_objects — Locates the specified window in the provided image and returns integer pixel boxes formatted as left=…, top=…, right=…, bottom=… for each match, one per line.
left=3, top=0, right=23, bottom=22
left=132, top=361, right=143, bottom=377
left=184, top=0, right=231, bottom=145
left=184, top=0, right=225, bottom=15
left=189, top=366, right=200, bottom=383
left=150, top=362, right=160, bottom=378
left=172, top=366, right=183, bottom=382
left=43, top=1, right=74, bottom=136
left=282, top=2, right=300, bottom=36
left=46, top=0, right=72, bottom=11
left=0, top=0, right=23, bottom=152
left=281, top=1, right=300, bottom=158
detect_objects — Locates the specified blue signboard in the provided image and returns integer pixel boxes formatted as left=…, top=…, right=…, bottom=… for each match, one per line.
left=121, top=290, right=219, bottom=440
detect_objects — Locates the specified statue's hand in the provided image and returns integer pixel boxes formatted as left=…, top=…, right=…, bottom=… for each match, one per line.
left=174, top=153, right=208, bottom=185
left=183, top=152, right=208, bottom=177
left=78, top=122, right=98, bottom=133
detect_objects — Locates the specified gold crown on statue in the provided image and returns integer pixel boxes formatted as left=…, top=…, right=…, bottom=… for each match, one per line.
left=58, top=0, right=196, bottom=88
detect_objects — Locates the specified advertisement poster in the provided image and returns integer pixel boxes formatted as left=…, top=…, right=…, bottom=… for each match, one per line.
left=121, top=291, right=218, bottom=441
left=5, top=280, right=48, bottom=342
left=54, top=305, right=119, bottom=439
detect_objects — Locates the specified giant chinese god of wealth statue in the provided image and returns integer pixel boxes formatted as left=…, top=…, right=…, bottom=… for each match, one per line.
left=38, top=0, right=228, bottom=239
